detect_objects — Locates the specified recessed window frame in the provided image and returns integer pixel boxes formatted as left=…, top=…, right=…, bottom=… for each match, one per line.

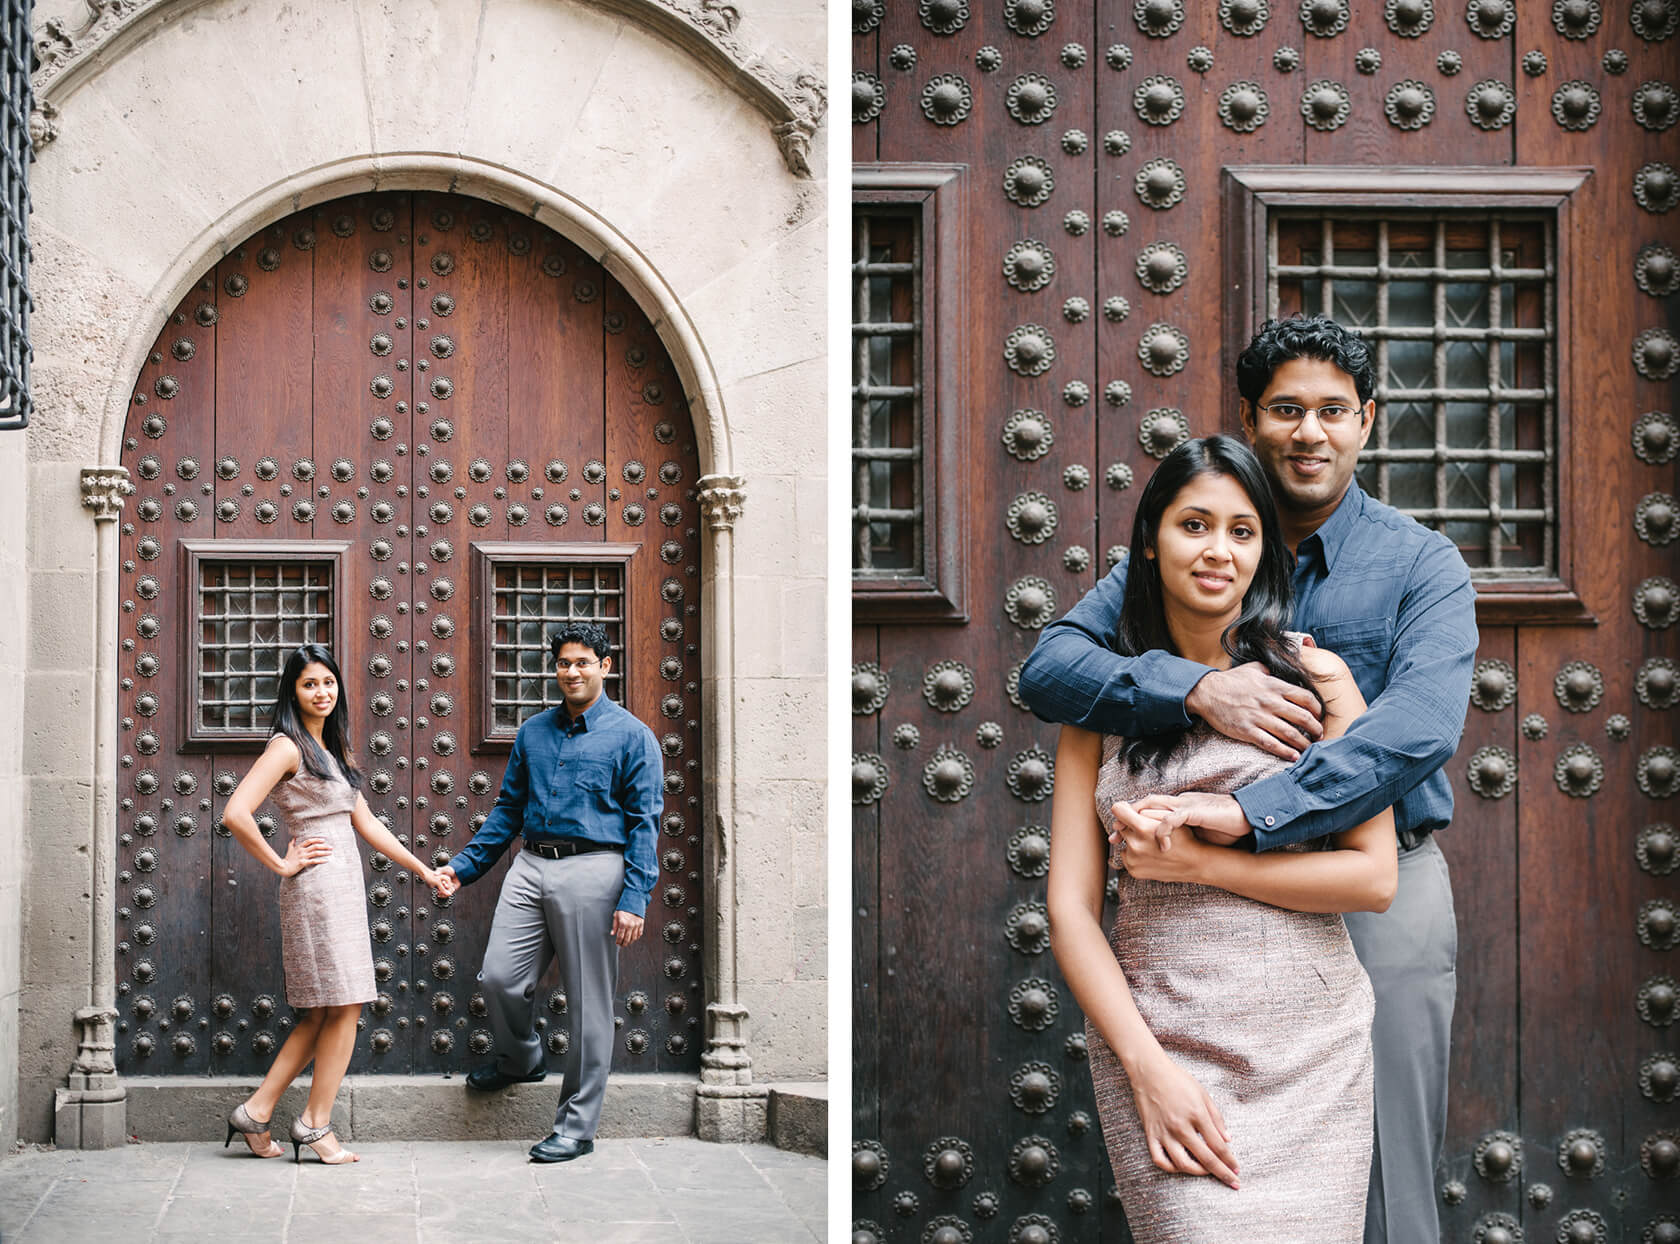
left=1222, top=166, right=1594, bottom=626
left=177, top=539, right=351, bottom=751
left=468, top=541, right=637, bottom=754
left=853, top=163, right=969, bottom=624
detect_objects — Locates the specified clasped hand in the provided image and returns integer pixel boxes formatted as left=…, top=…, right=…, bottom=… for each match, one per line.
left=429, top=865, right=461, bottom=898
left=1109, top=792, right=1249, bottom=882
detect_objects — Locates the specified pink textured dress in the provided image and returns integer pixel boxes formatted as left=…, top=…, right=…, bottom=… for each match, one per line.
left=1088, top=724, right=1374, bottom=1243
left=266, top=766, right=376, bottom=1009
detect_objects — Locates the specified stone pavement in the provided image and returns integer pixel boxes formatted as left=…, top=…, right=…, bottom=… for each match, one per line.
left=0, top=1137, right=826, bottom=1243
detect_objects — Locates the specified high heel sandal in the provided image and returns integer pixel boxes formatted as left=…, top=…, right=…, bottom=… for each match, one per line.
left=290, top=1117, right=359, bottom=1164
left=224, top=1103, right=283, bottom=1158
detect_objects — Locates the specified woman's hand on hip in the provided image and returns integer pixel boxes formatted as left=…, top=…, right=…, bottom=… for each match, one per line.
left=275, top=836, right=331, bottom=877
left=1129, top=1050, right=1240, bottom=1189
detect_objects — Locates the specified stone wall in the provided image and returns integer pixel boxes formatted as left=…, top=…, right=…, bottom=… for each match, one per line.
left=15, top=0, right=826, bottom=1143
left=16, top=461, right=97, bottom=1144
left=0, top=432, right=29, bottom=1152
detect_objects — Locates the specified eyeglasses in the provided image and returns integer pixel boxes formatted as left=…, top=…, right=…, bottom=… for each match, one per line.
left=554, top=659, right=599, bottom=672
left=1255, top=401, right=1362, bottom=425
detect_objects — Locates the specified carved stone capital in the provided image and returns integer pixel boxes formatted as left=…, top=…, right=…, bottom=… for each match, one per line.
left=769, top=70, right=826, bottom=177
left=29, top=99, right=59, bottom=154
left=697, top=474, right=747, bottom=531
left=771, top=120, right=815, bottom=179
left=80, top=466, right=133, bottom=522
left=699, top=1001, right=753, bottom=1085
left=69, top=1005, right=120, bottom=1078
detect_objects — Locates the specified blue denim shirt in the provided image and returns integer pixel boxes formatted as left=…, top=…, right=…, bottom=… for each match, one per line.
left=1018, top=483, right=1478, bottom=850
left=446, top=695, right=663, bottom=916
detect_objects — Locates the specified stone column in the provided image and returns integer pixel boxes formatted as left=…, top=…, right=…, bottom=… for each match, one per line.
left=55, top=468, right=133, bottom=1148
left=692, top=474, right=764, bottom=1142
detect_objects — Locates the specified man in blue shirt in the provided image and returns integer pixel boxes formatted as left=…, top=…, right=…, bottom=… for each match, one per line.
left=437, top=619, right=662, bottom=1163
left=1021, top=315, right=1476, bottom=1242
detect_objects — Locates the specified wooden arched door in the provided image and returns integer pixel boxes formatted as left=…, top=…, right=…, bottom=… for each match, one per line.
left=114, top=192, right=705, bottom=1077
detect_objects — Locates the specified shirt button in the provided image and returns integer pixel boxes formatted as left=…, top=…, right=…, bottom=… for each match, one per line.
left=1264, top=816, right=1275, bottom=826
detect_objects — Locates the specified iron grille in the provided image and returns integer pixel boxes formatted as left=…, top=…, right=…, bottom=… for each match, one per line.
left=1271, top=214, right=1556, bottom=579
left=852, top=207, right=923, bottom=577
left=196, top=561, right=333, bottom=730
left=489, top=562, right=624, bottom=731
left=0, top=0, right=31, bottom=430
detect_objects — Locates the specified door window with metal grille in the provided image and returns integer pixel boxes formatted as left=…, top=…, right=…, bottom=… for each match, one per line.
left=853, top=206, right=923, bottom=578
left=182, top=544, right=345, bottom=744
left=470, top=542, right=634, bottom=746
left=853, top=164, right=968, bottom=621
left=1272, top=214, right=1553, bottom=579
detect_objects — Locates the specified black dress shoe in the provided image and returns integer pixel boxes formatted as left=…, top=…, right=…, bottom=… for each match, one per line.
left=529, top=1134, right=594, bottom=1163
left=465, top=1065, right=548, bottom=1092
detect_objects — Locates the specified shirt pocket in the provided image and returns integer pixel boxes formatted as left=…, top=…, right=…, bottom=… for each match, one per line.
left=567, top=760, right=614, bottom=792
left=1312, top=617, right=1393, bottom=700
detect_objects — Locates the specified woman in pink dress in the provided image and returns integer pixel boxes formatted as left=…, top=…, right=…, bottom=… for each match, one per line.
left=220, top=643, right=453, bottom=1163
left=1048, top=436, right=1397, bottom=1242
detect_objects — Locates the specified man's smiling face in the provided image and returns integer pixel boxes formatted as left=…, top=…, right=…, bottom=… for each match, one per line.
left=1240, top=355, right=1375, bottom=531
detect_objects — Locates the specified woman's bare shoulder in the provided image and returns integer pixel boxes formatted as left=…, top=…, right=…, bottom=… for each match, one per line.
left=262, top=733, right=302, bottom=773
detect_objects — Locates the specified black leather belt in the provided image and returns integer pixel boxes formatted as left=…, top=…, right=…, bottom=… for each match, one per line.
left=524, top=838, right=622, bottom=860
left=1397, top=828, right=1432, bottom=853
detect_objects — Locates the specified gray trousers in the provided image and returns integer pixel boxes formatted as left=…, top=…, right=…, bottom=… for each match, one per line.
left=1343, top=836, right=1457, bottom=1244
left=479, top=848, right=624, bottom=1140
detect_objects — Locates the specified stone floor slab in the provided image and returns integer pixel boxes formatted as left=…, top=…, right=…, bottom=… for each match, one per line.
left=416, top=1191, right=553, bottom=1232
left=665, top=1184, right=819, bottom=1244
left=0, top=1139, right=824, bottom=1242
left=0, top=1178, right=56, bottom=1230
left=756, top=1164, right=826, bottom=1220
left=8, top=1211, right=163, bottom=1244
left=286, top=1211, right=421, bottom=1243
left=534, top=1166, right=670, bottom=1222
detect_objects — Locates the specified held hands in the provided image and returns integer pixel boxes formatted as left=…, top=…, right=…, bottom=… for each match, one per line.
left=611, top=911, right=644, bottom=947
left=1129, top=1049, right=1240, bottom=1190
left=1109, top=801, right=1208, bottom=883
left=276, top=836, right=332, bottom=877
left=1110, top=793, right=1250, bottom=867
left=1186, top=662, right=1324, bottom=762
left=428, top=865, right=461, bottom=899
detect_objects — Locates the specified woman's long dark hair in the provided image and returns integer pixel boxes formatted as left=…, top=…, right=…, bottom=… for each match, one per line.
left=1117, top=434, right=1322, bottom=770
left=268, top=644, right=363, bottom=790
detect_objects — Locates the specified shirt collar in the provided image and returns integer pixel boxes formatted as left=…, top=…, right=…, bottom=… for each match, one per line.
left=561, top=695, right=612, bottom=732
left=1295, top=481, right=1365, bottom=572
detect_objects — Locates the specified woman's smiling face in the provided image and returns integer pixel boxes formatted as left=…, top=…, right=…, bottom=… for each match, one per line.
left=293, top=661, right=338, bottom=725
left=1146, top=470, right=1264, bottom=624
